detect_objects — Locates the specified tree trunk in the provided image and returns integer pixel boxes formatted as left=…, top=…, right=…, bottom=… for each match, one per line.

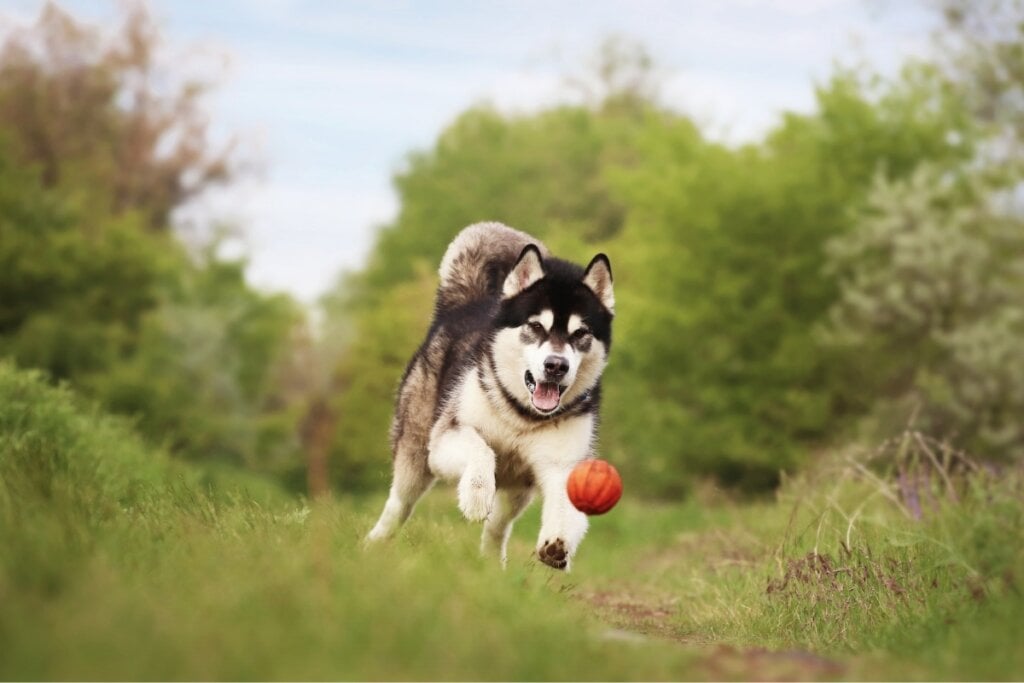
left=301, top=396, right=334, bottom=499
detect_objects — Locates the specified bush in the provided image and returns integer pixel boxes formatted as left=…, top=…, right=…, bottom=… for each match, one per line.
left=824, top=165, right=1024, bottom=460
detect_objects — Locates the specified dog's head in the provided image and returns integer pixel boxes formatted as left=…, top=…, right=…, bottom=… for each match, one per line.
left=492, top=245, right=614, bottom=417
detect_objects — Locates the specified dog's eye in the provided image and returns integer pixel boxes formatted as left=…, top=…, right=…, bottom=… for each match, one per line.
left=571, top=326, right=591, bottom=340
left=527, top=321, right=545, bottom=334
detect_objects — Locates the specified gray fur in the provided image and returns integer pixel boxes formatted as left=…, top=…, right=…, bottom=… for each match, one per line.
left=436, top=222, right=550, bottom=313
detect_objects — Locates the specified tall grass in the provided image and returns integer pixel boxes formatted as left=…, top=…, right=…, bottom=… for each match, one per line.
left=0, top=364, right=695, bottom=680
left=587, top=431, right=1024, bottom=680
left=1, top=361, right=1022, bottom=680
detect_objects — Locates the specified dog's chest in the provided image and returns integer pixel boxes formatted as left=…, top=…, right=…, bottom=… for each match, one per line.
left=456, top=374, right=593, bottom=477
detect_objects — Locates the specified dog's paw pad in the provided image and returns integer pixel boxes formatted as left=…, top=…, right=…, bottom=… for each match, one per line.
left=538, top=538, right=569, bottom=570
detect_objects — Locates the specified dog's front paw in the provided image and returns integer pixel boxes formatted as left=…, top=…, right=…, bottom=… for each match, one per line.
left=538, top=538, right=569, bottom=570
left=458, top=471, right=495, bottom=522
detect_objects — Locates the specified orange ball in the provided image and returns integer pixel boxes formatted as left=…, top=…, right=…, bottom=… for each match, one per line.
left=567, top=459, right=623, bottom=515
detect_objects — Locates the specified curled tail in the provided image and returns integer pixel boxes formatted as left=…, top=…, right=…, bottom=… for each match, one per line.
left=436, top=222, right=548, bottom=312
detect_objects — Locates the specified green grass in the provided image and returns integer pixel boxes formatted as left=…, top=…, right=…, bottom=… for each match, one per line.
left=1, top=362, right=1022, bottom=680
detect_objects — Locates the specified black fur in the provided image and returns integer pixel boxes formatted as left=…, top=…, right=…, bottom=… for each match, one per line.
left=496, top=255, right=613, bottom=351
left=409, top=247, right=612, bottom=425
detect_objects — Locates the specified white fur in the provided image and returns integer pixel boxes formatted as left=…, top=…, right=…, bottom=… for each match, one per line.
left=493, top=327, right=535, bottom=409
left=582, top=260, right=615, bottom=313
left=366, top=468, right=434, bottom=541
left=529, top=309, right=554, bottom=332
left=494, top=325, right=608, bottom=413
left=526, top=338, right=577, bottom=392
left=502, top=249, right=544, bottom=298
left=568, top=314, right=585, bottom=335
left=432, top=368, right=593, bottom=569
left=428, top=425, right=496, bottom=521
left=561, top=339, right=607, bottom=406
left=366, top=492, right=405, bottom=541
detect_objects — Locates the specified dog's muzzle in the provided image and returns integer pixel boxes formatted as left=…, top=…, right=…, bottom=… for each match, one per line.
left=524, top=370, right=566, bottom=413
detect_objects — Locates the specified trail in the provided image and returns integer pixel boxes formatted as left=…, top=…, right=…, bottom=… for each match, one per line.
left=576, top=540, right=848, bottom=681
left=579, top=585, right=845, bottom=680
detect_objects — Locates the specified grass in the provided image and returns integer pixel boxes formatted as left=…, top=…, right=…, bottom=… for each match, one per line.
left=1, top=362, right=1022, bottom=680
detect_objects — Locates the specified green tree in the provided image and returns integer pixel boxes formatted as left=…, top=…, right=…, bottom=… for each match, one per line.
left=824, top=163, right=1024, bottom=460
left=816, top=0, right=1024, bottom=462
left=0, top=139, right=180, bottom=381
left=600, top=66, right=973, bottom=492
left=0, top=4, right=305, bottom=485
left=325, top=46, right=976, bottom=495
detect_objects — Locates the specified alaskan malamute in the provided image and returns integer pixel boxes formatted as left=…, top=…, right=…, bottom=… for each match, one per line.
left=366, top=222, right=615, bottom=570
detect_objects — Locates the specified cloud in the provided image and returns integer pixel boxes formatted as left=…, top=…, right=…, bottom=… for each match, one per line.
left=179, top=177, right=396, bottom=303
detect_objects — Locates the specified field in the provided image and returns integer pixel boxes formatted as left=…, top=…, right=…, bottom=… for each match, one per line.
left=2, top=363, right=1022, bottom=681
left=3, top=3, right=1024, bottom=680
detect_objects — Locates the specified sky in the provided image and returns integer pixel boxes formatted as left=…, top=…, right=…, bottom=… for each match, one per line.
left=3, top=1, right=939, bottom=303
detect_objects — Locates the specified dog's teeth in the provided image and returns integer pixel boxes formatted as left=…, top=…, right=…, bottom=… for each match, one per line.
left=524, top=372, right=537, bottom=392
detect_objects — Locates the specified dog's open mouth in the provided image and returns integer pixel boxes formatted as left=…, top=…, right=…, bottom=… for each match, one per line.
left=524, top=371, right=566, bottom=413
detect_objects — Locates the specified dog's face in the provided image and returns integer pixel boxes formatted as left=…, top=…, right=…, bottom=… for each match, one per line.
left=492, top=245, right=614, bottom=416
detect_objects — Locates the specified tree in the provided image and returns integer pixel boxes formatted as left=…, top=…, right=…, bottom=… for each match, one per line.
left=598, top=66, right=972, bottom=492
left=324, top=42, right=978, bottom=495
left=0, top=2, right=235, bottom=230
left=938, top=0, right=1024, bottom=170
left=0, top=4, right=305, bottom=486
left=813, top=0, right=1024, bottom=461
left=0, top=138, right=179, bottom=380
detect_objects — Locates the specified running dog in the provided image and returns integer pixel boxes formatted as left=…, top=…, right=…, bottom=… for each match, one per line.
left=366, top=222, right=615, bottom=570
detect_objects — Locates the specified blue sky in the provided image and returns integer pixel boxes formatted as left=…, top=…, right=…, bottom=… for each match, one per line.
left=3, top=1, right=938, bottom=302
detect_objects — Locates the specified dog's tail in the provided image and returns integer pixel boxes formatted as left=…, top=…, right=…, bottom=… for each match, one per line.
left=436, top=222, right=548, bottom=312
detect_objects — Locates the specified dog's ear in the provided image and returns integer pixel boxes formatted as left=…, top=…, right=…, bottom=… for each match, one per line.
left=503, top=245, right=544, bottom=298
left=582, top=253, right=614, bottom=313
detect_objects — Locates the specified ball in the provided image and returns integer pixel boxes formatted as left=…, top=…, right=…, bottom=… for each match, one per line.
left=567, top=459, right=622, bottom=515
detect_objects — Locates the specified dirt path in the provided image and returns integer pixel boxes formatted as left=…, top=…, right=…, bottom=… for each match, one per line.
left=575, top=528, right=849, bottom=682
left=579, top=587, right=845, bottom=680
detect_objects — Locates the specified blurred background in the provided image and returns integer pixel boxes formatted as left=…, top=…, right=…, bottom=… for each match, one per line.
left=1, top=0, right=1021, bottom=500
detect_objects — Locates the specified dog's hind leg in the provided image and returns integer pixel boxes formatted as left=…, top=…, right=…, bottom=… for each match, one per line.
left=366, top=455, right=433, bottom=542
left=481, top=487, right=534, bottom=566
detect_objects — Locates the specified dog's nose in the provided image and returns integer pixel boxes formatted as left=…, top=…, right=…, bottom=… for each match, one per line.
left=543, top=355, right=569, bottom=381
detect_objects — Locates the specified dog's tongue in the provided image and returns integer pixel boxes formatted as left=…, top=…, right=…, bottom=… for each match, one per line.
left=532, top=381, right=560, bottom=411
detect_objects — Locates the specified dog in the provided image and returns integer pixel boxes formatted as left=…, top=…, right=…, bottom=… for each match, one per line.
left=366, top=222, right=615, bottom=570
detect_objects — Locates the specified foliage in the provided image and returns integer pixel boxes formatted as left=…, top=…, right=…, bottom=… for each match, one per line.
left=92, top=254, right=305, bottom=474
left=0, top=5, right=306, bottom=484
left=2, top=0, right=1022, bottom=502
left=606, top=65, right=973, bottom=494
left=0, top=140, right=179, bottom=379
left=0, top=131, right=303, bottom=479
left=0, top=3, right=234, bottom=229
left=824, top=165, right=1024, bottom=459
left=325, top=59, right=975, bottom=495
